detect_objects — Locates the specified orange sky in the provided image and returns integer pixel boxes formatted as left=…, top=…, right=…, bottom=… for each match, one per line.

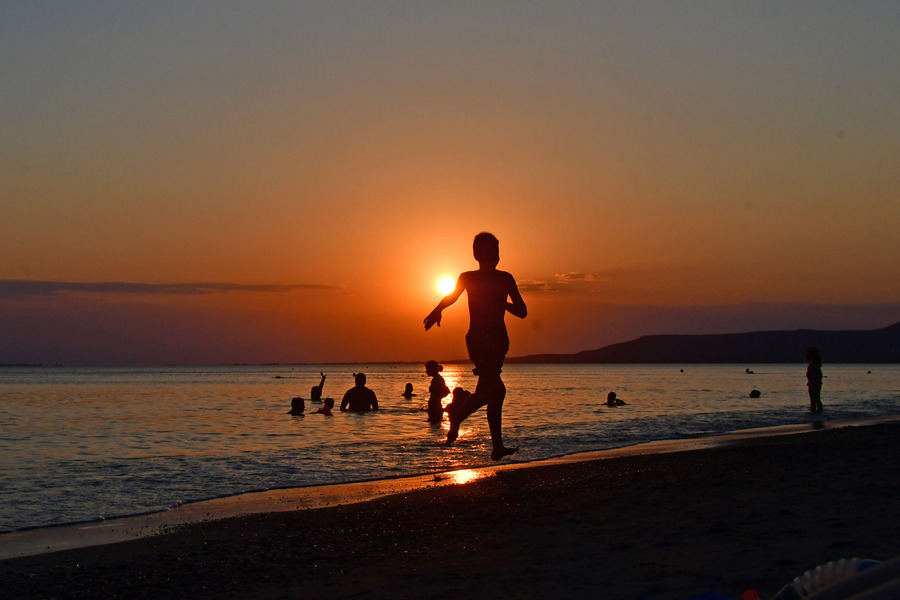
left=2, top=3, right=899, bottom=365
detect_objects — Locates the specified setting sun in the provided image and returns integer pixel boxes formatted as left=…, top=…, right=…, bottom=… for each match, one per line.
left=437, top=277, right=456, bottom=295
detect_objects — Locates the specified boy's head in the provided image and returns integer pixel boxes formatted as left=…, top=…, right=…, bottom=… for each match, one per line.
left=355, top=372, right=367, bottom=386
left=324, top=398, right=335, bottom=408
left=310, top=386, right=322, bottom=401
left=472, top=232, right=500, bottom=266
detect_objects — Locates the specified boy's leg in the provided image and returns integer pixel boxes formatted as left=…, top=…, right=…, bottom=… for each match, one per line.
left=485, top=376, right=517, bottom=461
left=445, top=374, right=518, bottom=461
left=448, top=329, right=510, bottom=447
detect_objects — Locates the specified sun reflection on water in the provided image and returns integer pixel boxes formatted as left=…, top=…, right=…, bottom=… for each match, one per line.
left=446, top=469, right=483, bottom=485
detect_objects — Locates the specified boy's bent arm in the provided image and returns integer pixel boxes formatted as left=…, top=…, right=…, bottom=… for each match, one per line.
left=505, top=275, right=527, bottom=319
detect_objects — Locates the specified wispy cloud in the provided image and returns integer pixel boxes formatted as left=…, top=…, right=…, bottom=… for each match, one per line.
left=519, top=272, right=614, bottom=294
left=518, top=279, right=559, bottom=293
left=0, top=280, right=343, bottom=299
left=554, top=272, right=612, bottom=284
left=556, top=272, right=588, bottom=282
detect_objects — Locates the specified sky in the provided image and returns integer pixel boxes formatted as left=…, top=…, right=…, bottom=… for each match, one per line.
left=2, top=1, right=899, bottom=366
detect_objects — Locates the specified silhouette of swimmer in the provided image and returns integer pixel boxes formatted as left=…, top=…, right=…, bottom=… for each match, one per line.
left=287, top=396, right=305, bottom=415
left=401, top=382, right=416, bottom=398
left=806, top=346, right=824, bottom=414
left=424, top=360, right=450, bottom=424
left=606, top=392, right=626, bottom=406
left=340, top=372, right=379, bottom=413
left=749, top=389, right=761, bottom=398
left=315, top=398, right=335, bottom=416
left=287, top=372, right=332, bottom=415
left=424, top=232, right=527, bottom=461
left=310, top=372, right=326, bottom=402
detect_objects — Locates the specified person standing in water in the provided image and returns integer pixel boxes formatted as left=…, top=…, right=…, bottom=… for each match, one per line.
left=424, top=232, right=527, bottom=461
left=310, top=372, right=327, bottom=402
left=340, top=373, right=379, bottom=413
left=424, top=360, right=450, bottom=424
left=806, top=346, right=824, bottom=414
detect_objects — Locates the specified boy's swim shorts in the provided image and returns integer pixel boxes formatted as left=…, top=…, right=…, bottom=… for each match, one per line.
left=466, top=327, right=509, bottom=377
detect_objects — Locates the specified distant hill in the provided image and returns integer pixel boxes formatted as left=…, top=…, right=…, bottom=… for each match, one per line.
left=508, top=322, right=900, bottom=364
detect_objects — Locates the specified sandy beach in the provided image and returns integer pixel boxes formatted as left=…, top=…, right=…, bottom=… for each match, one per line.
left=4, top=421, right=900, bottom=600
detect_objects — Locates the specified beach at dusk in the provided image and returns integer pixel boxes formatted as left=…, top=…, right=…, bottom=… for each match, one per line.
left=4, top=420, right=900, bottom=599
left=3, top=4, right=900, bottom=599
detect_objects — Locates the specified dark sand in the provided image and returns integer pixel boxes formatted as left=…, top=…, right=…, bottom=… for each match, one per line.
left=4, top=421, right=900, bottom=600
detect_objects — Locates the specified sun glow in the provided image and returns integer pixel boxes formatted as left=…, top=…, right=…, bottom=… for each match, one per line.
left=437, top=277, right=456, bottom=295
left=446, top=469, right=484, bottom=485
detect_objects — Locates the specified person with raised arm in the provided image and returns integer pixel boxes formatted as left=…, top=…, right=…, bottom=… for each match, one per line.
left=424, top=232, right=527, bottom=461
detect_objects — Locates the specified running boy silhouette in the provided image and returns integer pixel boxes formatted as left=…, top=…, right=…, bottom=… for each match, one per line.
left=424, top=232, right=527, bottom=460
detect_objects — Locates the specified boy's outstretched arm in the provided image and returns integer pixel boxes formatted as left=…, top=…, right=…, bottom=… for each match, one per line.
left=424, top=277, right=465, bottom=331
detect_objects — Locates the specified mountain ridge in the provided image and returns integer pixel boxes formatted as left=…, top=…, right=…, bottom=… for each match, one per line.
left=507, top=322, right=900, bottom=364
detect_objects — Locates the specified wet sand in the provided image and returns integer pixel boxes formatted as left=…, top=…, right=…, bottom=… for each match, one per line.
left=4, top=419, right=900, bottom=599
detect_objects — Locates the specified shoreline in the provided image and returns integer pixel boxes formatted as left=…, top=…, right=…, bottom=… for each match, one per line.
left=3, top=415, right=898, bottom=562
left=4, top=417, right=900, bottom=599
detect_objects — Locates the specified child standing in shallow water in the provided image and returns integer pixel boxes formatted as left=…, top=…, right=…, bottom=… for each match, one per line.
left=425, top=360, right=450, bottom=424
left=424, top=232, right=527, bottom=461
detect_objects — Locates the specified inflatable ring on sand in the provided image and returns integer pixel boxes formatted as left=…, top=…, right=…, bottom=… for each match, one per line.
left=772, top=558, right=881, bottom=600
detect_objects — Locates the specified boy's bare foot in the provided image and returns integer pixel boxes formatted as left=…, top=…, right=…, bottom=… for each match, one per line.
left=491, top=446, right=518, bottom=461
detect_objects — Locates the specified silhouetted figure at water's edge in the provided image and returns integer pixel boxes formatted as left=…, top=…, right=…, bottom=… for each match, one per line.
left=806, top=346, right=824, bottom=414
left=424, top=232, right=527, bottom=461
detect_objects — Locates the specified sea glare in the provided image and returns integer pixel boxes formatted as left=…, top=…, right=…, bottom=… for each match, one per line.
left=2, top=363, right=899, bottom=532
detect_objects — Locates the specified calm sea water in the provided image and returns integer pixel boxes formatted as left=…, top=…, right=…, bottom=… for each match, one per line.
left=1, top=363, right=899, bottom=532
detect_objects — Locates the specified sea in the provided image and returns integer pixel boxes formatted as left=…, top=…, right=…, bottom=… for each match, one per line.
left=1, top=363, right=899, bottom=533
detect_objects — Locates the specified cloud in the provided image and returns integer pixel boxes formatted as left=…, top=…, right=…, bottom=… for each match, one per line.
left=519, top=272, right=613, bottom=295
left=554, top=272, right=614, bottom=284
left=518, top=279, right=559, bottom=293
left=0, top=280, right=343, bottom=299
left=556, top=272, right=589, bottom=281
